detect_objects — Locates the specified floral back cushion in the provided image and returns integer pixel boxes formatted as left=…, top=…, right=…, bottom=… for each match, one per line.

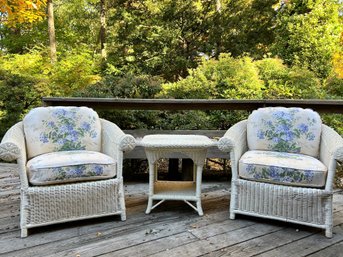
left=24, top=107, right=101, bottom=159
left=247, top=107, right=322, bottom=157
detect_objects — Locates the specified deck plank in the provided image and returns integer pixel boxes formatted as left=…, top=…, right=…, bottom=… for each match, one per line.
left=1, top=162, right=343, bottom=256
left=306, top=241, right=343, bottom=257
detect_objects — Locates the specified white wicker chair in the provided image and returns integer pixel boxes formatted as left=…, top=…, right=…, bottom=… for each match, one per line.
left=0, top=106, right=135, bottom=237
left=218, top=107, right=343, bottom=238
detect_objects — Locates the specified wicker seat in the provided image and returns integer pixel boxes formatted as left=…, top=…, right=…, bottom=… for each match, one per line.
left=0, top=106, right=135, bottom=237
left=218, top=107, right=343, bottom=237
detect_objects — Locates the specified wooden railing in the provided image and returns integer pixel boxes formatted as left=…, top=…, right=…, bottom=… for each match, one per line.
left=42, top=97, right=343, bottom=160
left=42, top=97, right=343, bottom=113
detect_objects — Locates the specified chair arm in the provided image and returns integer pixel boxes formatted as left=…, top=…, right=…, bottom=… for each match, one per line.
left=320, top=124, right=343, bottom=166
left=0, top=142, right=20, bottom=162
left=100, top=119, right=136, bottom=154
left=218, top=120, right=248, bottom=153
left=0, top=122, right=26, bottom=162
left=0, top=122, right=29, bottom=188
left=218, top=120, right=248, bottom=179
left=320, top=124, right=343, bottom=191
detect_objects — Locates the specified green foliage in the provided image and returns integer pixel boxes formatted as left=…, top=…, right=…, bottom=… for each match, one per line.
left=214, top=0, right=278, bottom=58
left=160, top=54, right=264, bottom=99
left=0, top=48, right=100, bottom=138
left=104, top=0, right=279, bottom=80
left=324, top=76, right=343, bottom=98
left=0, top=25, right=48, bottom=54
left=0, top=70, right=49, bottom=137
left=0, top=48, right=51, bottom=81
left=75, top=72, right=162, bottom=99
left=273, top=0, right=342, bottom=78
left=74, top=73, right=164, bottom=129
left=321, top=114, right=343, bottom=136
left=106, top=0, right=215, bottom=80
left=160, top=55, right=342, bottom=132
left=155, top=111, right=213, bottom=130
left=50, top=48, right=101, bottom=96
left=256, top=58, right=324, bottom=99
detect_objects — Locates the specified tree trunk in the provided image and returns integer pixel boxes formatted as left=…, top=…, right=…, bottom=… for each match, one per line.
left=100, top=0, right=107, bottom=59
left=216, top=0, right=222, bottom=13
left=214, top=0, right=222, bottom=59
left=47, top=0, right=57, bottom=63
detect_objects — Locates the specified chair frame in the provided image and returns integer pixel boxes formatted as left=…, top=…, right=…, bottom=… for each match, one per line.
left=218, top=120, right=343, bottom=238
left=0, top=118, right=135, bottom=237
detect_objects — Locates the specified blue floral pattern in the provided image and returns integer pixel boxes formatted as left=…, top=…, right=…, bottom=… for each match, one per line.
left=257, top=109, right=316, bottom=153
left=27, top=150, right=116, bottom=185
left=39, top=108, right=98, bottom=151
left=247, top=107, right=322, bottom=157
left=246, top=164, right=314, bottom=184
left=239, top=150, right=327, bottom=188
left=50, top=164, right=104, bottom=182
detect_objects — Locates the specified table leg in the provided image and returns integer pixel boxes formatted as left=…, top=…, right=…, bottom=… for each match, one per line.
left=195, top=164, right=203, bottom=216
left=146, top=160, right=155, bottom=214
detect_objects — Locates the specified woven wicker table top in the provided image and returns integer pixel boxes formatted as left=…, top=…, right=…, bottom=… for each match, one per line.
left=141, top=134, right=215, bottom=149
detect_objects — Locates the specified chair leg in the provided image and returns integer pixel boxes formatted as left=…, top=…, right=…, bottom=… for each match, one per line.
left=21, top=228, right=28, bottom=238
left=121, top=212, right=126, bottom=221
left=118, top=178, right=126, bottom=221
left=325, top=227, right=333, bottom=238
left=229, top=180, right=237, bottom=220
left=324, top=196, right=333, bottom=238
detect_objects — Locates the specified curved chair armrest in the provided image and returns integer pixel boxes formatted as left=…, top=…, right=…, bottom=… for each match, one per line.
left=0, top=122, right=26, bottom=162
left=320, top=124, right=343, bottom=191
left=218, top=120, right=248, bottom=179
left=320, top=125, right=343, bottom=165
left=100, top=119, right=136, bottom=154
left=0, top=142, right=20, bottom=162
left=218, top=120, right=248, bottom=152
left=0, top=122, right=29, bottom=188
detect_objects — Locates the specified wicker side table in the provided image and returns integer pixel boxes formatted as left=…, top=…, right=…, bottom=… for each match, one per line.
left=141, top=134, right=215, bottom=216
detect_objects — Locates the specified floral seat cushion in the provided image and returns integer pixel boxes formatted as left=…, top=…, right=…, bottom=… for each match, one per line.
left=23, top=107, right=101, bottom=159
left=247, top=107, right=322, bottom=157
left=239, top=150, right=327, bottom=188
left=27, top=151, right=116, bottom=185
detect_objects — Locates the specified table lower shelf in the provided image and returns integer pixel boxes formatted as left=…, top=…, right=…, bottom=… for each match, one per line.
left=152, top=181, right=198, bottom=201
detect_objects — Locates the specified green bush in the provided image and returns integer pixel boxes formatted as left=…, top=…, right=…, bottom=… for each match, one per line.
left=0, top=48, right=101, bottom=138
left=256, top=58, right=324, bottom=99
left=160, top=54, right=265, bottom=99
left=74, top=73, right=164, bottom=129
left=50, top=49, right=101, bottom=96
left=324, top=76, right=343, bottom=98
left=0, top=70, right=49, bottom=138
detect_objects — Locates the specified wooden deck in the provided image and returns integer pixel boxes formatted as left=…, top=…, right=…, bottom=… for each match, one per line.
left=2, top=163, right=343, bottom=257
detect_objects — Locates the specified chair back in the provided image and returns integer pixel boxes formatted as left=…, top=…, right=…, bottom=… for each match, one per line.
left=247, top=107, right=322, bottom=157
left=23, top=106, right=101, bottom=159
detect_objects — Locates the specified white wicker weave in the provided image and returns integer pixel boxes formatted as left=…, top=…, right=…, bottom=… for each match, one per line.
left=0, top=116, right=135, bottom=237
left=218, top=118, right=343, bottom=238
left=141, top=135, right=215, bottom=216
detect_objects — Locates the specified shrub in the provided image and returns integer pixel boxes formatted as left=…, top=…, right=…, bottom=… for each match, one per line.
left=0, top=70, right=49, bottom=138
left=256, top=58, right=324, bottom=99
left=50, top=49, right=101, bottom=96
left=160, top=54, right=265, bottom=99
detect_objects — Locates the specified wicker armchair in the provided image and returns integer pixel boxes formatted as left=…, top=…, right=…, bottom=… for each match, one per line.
left=218, top=107, right=343, bottom=238
left=0, top=106, right=135, bottom=237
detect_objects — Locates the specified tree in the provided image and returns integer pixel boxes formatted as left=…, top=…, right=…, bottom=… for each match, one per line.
left=0, top=0, right=46, bottom=27
left=160, top=54, right=265, bottom=99
left=210, top=0, right=278, bottom=58
left=272, top=0, right=342, bottom=78
left=333, top=32, right=343, bottom=78
left=99, top=0, right=107, bottom=59
left=47, top=0, right=57, bottom=62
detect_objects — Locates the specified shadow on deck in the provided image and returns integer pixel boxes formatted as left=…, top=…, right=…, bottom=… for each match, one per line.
left=1, top=163, right=343, bottom=257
